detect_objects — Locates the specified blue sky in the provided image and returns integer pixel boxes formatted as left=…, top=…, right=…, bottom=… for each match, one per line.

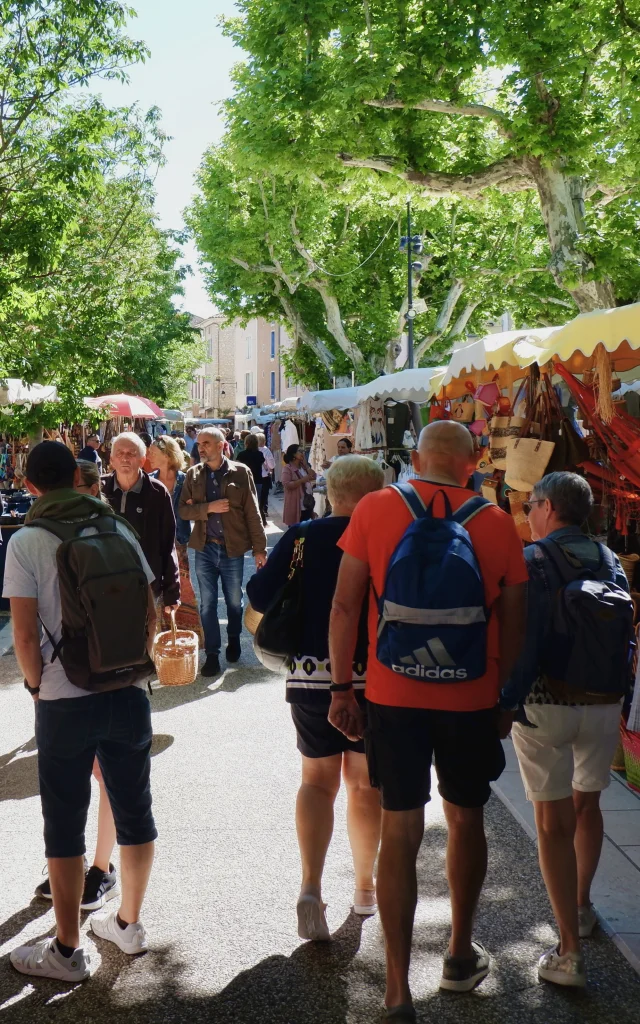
left=92, top=0, right=240, bottom=318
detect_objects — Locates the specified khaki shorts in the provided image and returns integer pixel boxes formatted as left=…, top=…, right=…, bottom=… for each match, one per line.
left=511, top=703, right=622, bottom=802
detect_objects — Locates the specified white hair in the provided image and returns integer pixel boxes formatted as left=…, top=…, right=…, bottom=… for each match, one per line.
left=111, top=431, right=147, bottom=458
left=326, top=454, right=384, bottom=505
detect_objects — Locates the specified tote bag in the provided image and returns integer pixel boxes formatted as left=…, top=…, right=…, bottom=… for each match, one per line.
left=505, top=436, right=555, bottom=492
left=489, top=415, right=525, bottom=470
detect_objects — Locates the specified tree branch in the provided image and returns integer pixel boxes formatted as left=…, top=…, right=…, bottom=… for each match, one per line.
left=414, top=279, right=465, bottom=362
left=365, top=95, right=513, bottom=138
left=273, top=280, right=333, bottom=371
left=336, top=153, right=532, bottom=198
left=617, top=0, right=640, bottom=32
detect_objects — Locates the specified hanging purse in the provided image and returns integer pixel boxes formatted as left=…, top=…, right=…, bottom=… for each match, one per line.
left=253, top=523, right=311, bottom=672
left=489, top=378, right=527, bottom=470
left=451, top=394, right=475, bottom=422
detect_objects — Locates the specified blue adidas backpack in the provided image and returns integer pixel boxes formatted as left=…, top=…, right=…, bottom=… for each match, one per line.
left=376, top=484, right=491, bottom=682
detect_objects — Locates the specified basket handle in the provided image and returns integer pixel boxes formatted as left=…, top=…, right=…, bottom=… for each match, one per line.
left=171, top=608, right=177, bottom=648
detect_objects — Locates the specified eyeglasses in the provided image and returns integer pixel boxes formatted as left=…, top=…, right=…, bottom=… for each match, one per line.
left=523, top=499, right=546, bottom=516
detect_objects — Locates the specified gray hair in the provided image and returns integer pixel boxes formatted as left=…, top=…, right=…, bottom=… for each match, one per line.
left=111, top=431, right=147, bottom=459
left=197, top=427, right=225, bottom=444
left=531, top=472, right=593, bottom=525
left=326, top=454, right=384, bottom=506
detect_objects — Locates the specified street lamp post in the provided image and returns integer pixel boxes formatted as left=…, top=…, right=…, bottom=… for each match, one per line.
left=400, top=199, right=424, bottom=435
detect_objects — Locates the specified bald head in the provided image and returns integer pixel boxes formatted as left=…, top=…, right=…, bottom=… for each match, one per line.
left=412, top=420, right=476, bottom=486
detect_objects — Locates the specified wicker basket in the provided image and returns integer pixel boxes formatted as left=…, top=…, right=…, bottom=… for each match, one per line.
left=621, top=722, right=640, bottom=792
left=153, top=610, right=198, bottom=686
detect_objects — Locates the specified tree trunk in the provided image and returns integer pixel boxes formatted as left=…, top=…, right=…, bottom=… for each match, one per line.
left=528, top=159, right=617, bottom=312
left=28, top=426, right=43, bottom=451
left=273, top=282, right=334, bottom=371
left=311, top=281, right=365, bottom=365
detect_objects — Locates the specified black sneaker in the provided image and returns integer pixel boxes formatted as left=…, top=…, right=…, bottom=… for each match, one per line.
left=80, top=863, right=118, bottom=911
left=226, top=637, right=241, bottom=663
left=35, top=857, right=88, bottom=900
left=201, top=654, right=221, bottom=677
left=440, top=940, right=490, bottom=992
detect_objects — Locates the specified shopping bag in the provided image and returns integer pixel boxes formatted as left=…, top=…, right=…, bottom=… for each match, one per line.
left=505, top=436, right=555, bottom=492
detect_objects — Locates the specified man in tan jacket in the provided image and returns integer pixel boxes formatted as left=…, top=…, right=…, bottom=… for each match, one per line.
left=180, top=428, right=267, bottom=676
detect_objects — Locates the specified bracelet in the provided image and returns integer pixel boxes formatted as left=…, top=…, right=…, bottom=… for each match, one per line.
left=329, top=682, right=353, bottom=693
left=23, top=679, right=40, bottom=695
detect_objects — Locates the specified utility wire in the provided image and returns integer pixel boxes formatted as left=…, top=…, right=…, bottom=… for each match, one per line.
left=311, top=216, right=400, bottom=278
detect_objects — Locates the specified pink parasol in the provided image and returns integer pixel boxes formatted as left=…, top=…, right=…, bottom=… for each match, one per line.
left=83, top=394, right=161, bottom=419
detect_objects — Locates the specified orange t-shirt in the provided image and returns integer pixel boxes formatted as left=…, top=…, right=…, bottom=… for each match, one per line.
left=338, top=480, right=528, bottom=712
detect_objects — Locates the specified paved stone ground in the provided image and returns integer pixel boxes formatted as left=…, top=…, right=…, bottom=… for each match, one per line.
left=1, top=512, right=640, bottom=1022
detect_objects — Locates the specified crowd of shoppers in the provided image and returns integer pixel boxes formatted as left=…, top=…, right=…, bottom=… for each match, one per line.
left=0, top=420, right=632, bottom=1011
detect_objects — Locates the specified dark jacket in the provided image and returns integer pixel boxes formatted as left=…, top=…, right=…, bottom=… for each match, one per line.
left=246, top=517, right=368, bottom=705
left=236, top=448, right=265, bottom=488
left=102, top=471, right=180, bottom=606
left=179, top=458, right=267, bottom=557
left=502, top=526, right=629, bottom=712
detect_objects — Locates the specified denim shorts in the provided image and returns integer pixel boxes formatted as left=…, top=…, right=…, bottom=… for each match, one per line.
left=35, top=687, right=157, bottom=858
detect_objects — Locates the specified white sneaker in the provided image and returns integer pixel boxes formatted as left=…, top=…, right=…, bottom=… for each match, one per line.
left=297, top=894, right=331, bottom=941
left=538, top=945, right=586, bottom=988
left=90, top=911, right=148, bottom=954
left=578, top=904, right=598, bottom=938
left=10, top=938, right=90, bottom=981
left=353, top=888, right=377, bottom=916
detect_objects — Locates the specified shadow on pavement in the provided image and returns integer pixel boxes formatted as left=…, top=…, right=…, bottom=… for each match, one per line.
left=0, top=900, right=51, bottom=947
left=149, top=664, right=273, bottom=712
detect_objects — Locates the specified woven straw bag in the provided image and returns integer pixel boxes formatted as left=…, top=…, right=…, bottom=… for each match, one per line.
left=504, top=436, right=555, bottom=492
left=489, top=415, right=524, bottom=470
left=153, top=609, right=198, bottom=686
left=508, top=490, right=532, bottom=543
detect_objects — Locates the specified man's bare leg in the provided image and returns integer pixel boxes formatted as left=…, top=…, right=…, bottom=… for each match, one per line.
left=534, top=797, right=580, bottom=954
left=118, top=842, right=155, bottom=924
left=377, top=807, right=425, bottom=1010
left=442, top=801, right=487, bottom=958
left=49, top=856, right=85, bottom=949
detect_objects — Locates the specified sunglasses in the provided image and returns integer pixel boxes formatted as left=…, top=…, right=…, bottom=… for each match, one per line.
left=523, top=498, right=545, bottom=516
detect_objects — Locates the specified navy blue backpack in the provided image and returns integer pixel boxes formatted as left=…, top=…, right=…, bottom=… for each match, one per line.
left=376, top=484, right=491, bottom=682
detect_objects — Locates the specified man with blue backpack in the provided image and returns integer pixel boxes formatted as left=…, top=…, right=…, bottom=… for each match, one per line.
left=329, top=421, right=528, bottom=1018
left=502, top=472, right=632, bottom=989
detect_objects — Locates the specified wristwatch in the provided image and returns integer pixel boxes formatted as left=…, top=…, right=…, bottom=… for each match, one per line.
left=329, top=682, right=353, bottom=693
left=23, top=679, right=40, bottom=695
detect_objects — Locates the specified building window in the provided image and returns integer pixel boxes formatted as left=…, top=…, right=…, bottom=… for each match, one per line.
left=245, top=372, right=253, bottom=397
left=270, top=371, right=276, bottom=399
left=207, top=338, right=213, bottom=360
left=246, top=334, right=252, bottom=359
left=270, top=330, right=276, bottom=359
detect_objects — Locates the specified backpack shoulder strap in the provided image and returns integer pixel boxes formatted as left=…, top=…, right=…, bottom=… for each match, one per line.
left=391, top=483, right=428, bottom=520
left=24, top=518, right=73, bottom=543
left=535, top=538, right=584, bottom=585
left=452, top=495, right=492, bottom=527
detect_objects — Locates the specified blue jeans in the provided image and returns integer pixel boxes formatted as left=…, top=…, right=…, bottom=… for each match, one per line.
left=195, top=543, right=245, bottom=655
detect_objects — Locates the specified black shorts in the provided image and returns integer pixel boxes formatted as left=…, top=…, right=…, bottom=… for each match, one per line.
left=36, top=687, right=157, bottom=858
left=291, top=703, right=366, bottom=759
left=365, top=701, right=505, bottom=811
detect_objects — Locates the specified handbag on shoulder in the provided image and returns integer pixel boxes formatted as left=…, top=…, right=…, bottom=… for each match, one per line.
left=253, top=522, right=311, bottom=672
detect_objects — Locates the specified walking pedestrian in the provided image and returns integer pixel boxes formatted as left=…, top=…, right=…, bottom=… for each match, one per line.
left=235, top=433, right=265, bottom=491
left=256, top=432, right=275, bottom=526
left=148, top=436, right=204, bottom=645
left=179, top=428, right=267, bottom=676
left=102, top=432, right=180, bottom=620
left=77, top=434, right=103, bottom=473
left=184, top=425, right=198, bottom=455
left=328, top=421, right=528, bottom=1015
left=247, top=455, right=384, bottom=939
left=3, top=442, right=158, bottom=981
left=34, top=458, right=118, bottom=912
left=502, top=472, right=632, bottom=988
left=282, top=445, right=316, bottom=527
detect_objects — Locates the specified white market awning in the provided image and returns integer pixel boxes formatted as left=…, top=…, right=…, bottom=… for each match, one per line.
left=357, top=367, right=447, bottom=404
left=298, top=387, right=361, bottom=415
left=0, top=379, right=58, bottom=406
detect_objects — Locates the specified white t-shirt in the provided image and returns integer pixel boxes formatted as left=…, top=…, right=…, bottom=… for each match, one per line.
left=2, top=521, right=155, bottom=700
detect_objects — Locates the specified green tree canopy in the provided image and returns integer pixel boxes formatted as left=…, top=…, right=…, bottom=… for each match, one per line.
left=222, top=0, right=640, bottom=313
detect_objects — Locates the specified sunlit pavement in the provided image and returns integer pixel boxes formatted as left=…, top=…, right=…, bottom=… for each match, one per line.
left=0, top=504, right=639, bottom=1022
